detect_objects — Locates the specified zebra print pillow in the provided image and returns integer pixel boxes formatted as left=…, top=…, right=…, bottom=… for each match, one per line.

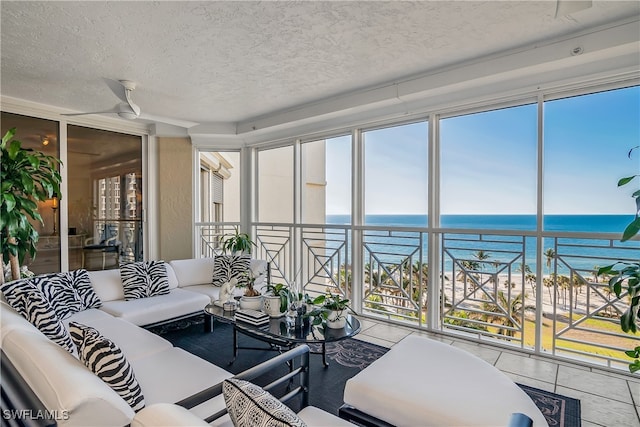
left=3, top=274, right=83, bottom=320
left=15, top=290, right=75, bottom=353
left=120, top=261, right=170, bottom=300
left=212, top=255, right=251, bottom=288
left=69, top=322, right=145, bottom=412
left=37, top=273, right=84, bottom=319
left=223, top=378, right=307, bottom=427
left=69, top=269, right=102, bottom=309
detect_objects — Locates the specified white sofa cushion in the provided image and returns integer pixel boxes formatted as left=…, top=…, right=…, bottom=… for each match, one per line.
left=69, top=322, right=146, bottom=412
left=64, top=309, right=172, bottom=362
left=131, top=403, right=209, bottom=427
left=99, top=288, right=210, bottom=326
left=343, top=335, right=546, bottom=427
left=130, top=347, right=233, bottom=405
left=170, top=258, right=217, bottom=288
left=1, top=300, right=36, bottom=342
left=2, top=326, right=134, bottom=427
left=180, top=284, right=246, bottom=303
left=297, top=406, right=354, bottom=426
left=88, top=269, right=125, bottom=302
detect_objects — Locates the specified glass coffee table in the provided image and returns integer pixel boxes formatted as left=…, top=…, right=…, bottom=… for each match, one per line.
left=203, top=303, right=361, bottom=367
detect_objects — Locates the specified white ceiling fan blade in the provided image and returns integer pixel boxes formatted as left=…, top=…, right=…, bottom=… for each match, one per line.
left=138, top=112, right=199, bottom=128
left=103, top=78, right=129, bottom=103
left=61, top=107, right=120, bottom=116
left=555, top=0, right=592, bottom=18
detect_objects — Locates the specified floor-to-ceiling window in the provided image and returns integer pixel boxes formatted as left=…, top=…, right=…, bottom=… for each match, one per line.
left=67, top=125, right=143, bottom=270
left=198, top=83, right=639, bottom=371
left=197, top=151, right=241, bottom=256
left=542, top=86, right=640, bottom=365
left=439, top=103, right=538, bottom=347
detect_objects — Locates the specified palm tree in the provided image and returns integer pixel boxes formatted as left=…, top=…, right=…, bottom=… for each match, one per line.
left=571, top=272, right=586, bottom=310
left=481, top=291, right=525, bottom=337
left=544, top=248, right=556, bottom=274
left=473, top=250, right=491, bottom=272
left=543, top=274, right=556, bottom=303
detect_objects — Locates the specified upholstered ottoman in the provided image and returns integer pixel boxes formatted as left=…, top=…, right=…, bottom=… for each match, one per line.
left=341, top=335, right=547, bottom=427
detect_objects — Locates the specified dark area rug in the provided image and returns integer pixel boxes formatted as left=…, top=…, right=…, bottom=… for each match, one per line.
left=148, top=316, right=581, bottom=426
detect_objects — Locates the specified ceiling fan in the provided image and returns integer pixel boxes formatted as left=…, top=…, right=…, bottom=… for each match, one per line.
left=62, top=79, right=197, bottom=128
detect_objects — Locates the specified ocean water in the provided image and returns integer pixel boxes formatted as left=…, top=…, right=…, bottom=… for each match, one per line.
left=326, top=214, right=639, bottom=272
left=328, top=214, right=634, bottom=233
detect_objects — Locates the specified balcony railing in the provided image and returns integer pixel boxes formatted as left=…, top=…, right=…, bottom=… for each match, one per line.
left=195, top=221, right=640, bottom=372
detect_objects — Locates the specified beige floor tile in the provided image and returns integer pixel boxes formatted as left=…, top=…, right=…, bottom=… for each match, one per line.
left=357, top=317, right=379, bottom=333
left=557, top=365, right=633, bottom=404
left=354, top=333, right=394, bottom=349
left=409, top=330, right=455, bottom=344
left=503, top=372, right=555, bottom=393
left=361, top=323, right=412, bottom=343
left=530, top=354, right=592, bottom=371
left=450, top=340, right=502, bottom=365
left=582, top=421, right=606, bottom=427
left=556, top=386, right=640, bottom=427
left=495, top=352, right=558, bottom=384
left=629, top=381, right=640, bottom=406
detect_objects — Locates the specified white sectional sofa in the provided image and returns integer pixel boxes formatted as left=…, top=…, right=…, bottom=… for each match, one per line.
left=89, top=258, right=268, bottom=327
left=1, top=258, right=351, bottom=427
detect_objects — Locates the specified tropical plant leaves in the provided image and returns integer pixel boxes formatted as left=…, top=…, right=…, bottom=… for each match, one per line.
left=1, top=128, right=62, bottom=272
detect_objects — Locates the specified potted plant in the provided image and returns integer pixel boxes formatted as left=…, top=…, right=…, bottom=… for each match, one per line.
left=237, top=269, right=263, bottom=310
left=598, top=146, right=640, bottom=373
left=1, top=128, right=61, bottom=284
left=263, top=283, right=291, bottom=317
left=220, top=226, right=255, bottom=255
left=308, top=292, right=352, bottom=329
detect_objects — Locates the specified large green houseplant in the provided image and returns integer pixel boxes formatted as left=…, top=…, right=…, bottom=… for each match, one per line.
left=220, top=226, right=255, bottom=255
left=1, top=128, right=61, bottom=283
left=598, top=146, right=640, bottom=373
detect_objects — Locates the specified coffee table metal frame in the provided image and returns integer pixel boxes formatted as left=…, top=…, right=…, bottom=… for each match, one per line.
left=203, top=303, right=361, bottom=367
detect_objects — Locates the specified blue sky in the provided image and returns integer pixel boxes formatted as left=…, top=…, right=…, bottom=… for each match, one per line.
left=325, top=85, right=640, bottom=215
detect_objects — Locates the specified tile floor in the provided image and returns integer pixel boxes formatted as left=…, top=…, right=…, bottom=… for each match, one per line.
left=355, top=317, right=640, bottom=427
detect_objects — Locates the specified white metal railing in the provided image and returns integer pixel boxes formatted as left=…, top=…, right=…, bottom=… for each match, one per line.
left=196, top=221, right=640, bottom=372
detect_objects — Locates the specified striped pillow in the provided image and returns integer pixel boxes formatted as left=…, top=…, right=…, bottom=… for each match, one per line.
left=69, top=269, right=102, bottom=309
left=2, top=274, right=83, bottom=319
left=223, top=378, right=306, bottom=427
left=15, top=290, right=74, bottom=353
left=212, top=255, right=251, bottom=288
left=120, top=261, right=170, bottom=300
left=69, top=322, right=145, bottom=412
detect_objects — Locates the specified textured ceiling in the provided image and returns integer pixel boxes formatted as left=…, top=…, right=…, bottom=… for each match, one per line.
left=1, top=1, right=639, bottom=127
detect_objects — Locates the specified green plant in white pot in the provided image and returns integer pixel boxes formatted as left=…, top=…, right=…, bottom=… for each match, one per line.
left=1, top=128, right=61, bottom=283
left=237, top=269, right=263, bottom=310
left=309, top=292, right=352, bottom=329
left=263, top=283, right=291, bottom=317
